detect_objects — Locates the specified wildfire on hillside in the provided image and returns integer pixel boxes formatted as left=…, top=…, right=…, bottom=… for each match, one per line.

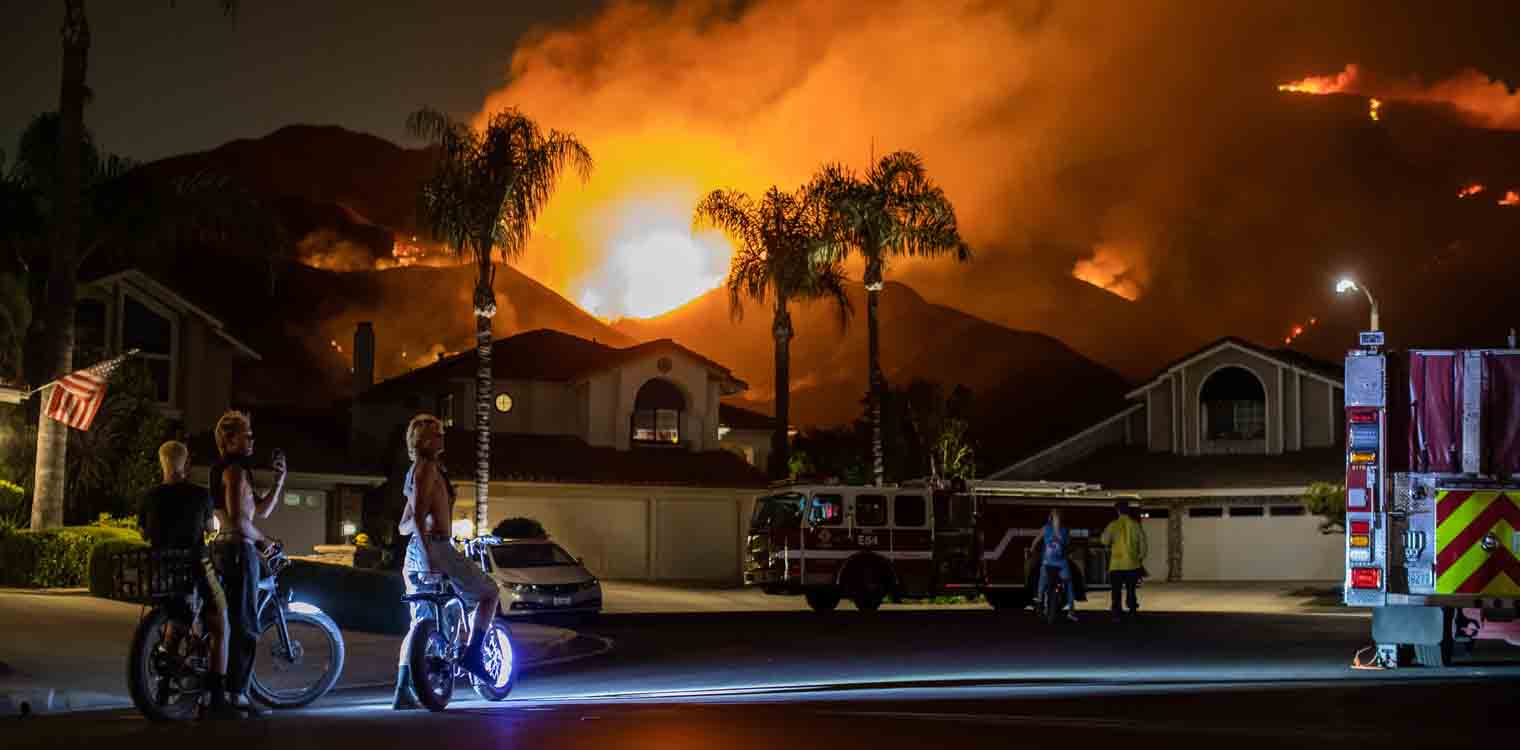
left=1276, top=64, right=1520, bottom=131
left=1368, top=98, right=1382, bottom=121
left=1501, top=190, right=1520, bottom=207
left=1458, top=183, right=1486, bottom=198
left=1072, top=244, right=1142, bottom=302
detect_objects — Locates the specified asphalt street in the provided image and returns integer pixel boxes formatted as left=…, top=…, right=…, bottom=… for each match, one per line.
left=5, top=606, right=1519, bottom=747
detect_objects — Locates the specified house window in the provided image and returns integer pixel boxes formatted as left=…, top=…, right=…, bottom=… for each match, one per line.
left=75, top=298, right=108, bottom=365
left=121, top=294, right=174, bottom=403
left=1229, top=506, right=1264, bottom=517
left=1140, top=508, right=1170, bottom=519
left=1200, top=366, right=1266, bottom=440
left=1188, top=507, right=1224, bottom=518
left=437, top=393, right=455, bottom=427
left=631, top=378, right=684, bottom=445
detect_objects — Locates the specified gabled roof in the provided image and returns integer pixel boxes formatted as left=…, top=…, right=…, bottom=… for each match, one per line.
left=1125, top=336, right=1341, bottom=399
left=84, top=269, right=261, bottom=360
left=360, top=329, right=746, bottom=402
left=442, top=430, right=769, bottom=488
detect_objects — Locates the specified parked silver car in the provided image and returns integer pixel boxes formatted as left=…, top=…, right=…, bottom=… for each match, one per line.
left=484, top=539, right=602, bottom=618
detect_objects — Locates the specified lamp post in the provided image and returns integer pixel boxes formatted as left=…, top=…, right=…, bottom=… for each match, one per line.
left=1336, top=278, right=1379, bottom=331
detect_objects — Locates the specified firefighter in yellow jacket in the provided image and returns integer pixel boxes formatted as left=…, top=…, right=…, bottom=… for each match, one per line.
left=1100, top=500, right=1148, bottom=622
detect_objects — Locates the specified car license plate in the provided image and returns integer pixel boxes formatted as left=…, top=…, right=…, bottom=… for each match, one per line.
left=553, top=596, right=572, bottom=607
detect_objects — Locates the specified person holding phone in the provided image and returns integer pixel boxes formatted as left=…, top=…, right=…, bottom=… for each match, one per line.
left=209, top=410, right=288, bottom=717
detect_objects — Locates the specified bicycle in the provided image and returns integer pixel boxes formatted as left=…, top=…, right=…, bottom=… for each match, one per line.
left=121, top=543, right=345, bottom=721
left=1039, top=564, right=1073, bottom=625
left=402, top=535, right=515, bottom=712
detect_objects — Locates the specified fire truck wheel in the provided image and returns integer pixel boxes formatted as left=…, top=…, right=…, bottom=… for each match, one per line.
left=853, top=593, right=884, bottom=612
left=805, top=590, right=841, bottom=613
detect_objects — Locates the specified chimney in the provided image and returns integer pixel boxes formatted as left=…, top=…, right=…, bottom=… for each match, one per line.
left=354, top=322, right=375, bottom=393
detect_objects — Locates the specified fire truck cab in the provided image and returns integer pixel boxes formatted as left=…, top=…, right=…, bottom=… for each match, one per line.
left=1344, top=341, right=1520, bottom=666
left=743, top=479, right=1139, bottom=612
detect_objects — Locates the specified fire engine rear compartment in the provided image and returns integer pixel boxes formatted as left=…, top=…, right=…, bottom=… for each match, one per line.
left=1347, top=347, right=1520, bottom=667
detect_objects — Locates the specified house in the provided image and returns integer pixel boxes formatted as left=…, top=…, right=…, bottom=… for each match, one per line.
left=75, top=269, right=261, bottom=434
left=991, top=337, right=1347, bottom=582
left=189, top=325, right=772, bottom=580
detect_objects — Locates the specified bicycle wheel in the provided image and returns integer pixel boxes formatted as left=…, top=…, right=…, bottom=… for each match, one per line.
left=408, top=618, right=455, bottom=712
left=249, top=609, right=346, bottom=708
left=126, top=607, right=203, bottom=722
left=471, top=619, right=516, bottom=701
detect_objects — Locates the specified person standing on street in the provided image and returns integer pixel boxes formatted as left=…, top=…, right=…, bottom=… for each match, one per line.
left=1101, top=500, right=1148, bottom=622
left=210, top=410, right=288, bottom=717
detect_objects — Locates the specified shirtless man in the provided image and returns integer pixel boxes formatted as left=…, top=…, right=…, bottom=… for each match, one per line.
left=209, top=410, right=287, bottom=717
left=396, top=414, right=498, bottom=697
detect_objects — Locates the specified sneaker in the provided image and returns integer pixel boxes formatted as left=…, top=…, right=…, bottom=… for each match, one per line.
left=1065, top=611, right=1079, bottom=622
left=458, top=649, right=494, bottom=684
left=392, top=665, right=421, bottom=710
left=234, top=695, right=271, bottom=718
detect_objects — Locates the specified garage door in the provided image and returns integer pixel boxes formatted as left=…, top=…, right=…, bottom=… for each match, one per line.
left=656, top=498, right=738, bottom=581
left=259, top=490, right=326, bottom=555
left=486, top=497, right=648, bottom=580
left=1182, top=505, right=1342, bottom=580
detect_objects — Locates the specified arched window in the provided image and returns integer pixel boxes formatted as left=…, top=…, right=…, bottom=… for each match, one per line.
left=1200, top=366, right=1266, bottom=440
left=632, top=378, right=684, bottom=445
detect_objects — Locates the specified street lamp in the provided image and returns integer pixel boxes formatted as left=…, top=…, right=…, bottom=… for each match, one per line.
left=1336, top=277, right=1379, bottom=331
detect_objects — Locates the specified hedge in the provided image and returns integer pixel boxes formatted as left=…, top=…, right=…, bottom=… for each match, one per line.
left=0, top=526, right=143, bottom=588
left=281, top=560, right=409, bottom=635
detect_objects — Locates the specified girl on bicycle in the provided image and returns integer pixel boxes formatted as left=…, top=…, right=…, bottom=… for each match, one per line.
left=1028, top=509, right=1077, bottom=621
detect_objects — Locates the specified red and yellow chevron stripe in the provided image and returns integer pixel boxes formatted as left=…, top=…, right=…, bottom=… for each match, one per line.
left=1436, top=490, right=1520, bottom=595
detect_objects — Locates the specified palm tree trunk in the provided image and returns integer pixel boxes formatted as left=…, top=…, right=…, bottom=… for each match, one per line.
left=32, top=0, right=90, bottom=530
left=473, top=299, right=492, bottom=537
left=867, top=283, right=884, bottom=487
left=771, top=301, right=793, bottom=480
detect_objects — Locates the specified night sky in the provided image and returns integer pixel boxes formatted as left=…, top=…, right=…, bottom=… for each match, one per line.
left=5, top=1, right=1520, bottom=379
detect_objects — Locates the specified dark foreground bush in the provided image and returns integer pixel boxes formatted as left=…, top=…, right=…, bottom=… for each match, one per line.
left=281, top=560, right=409, bottom=635
left=492, top=517, right=546, bottom=539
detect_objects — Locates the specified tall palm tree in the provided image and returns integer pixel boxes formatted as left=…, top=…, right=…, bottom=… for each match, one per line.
left=694, top=186, right=852, bottom=478
left=407, top=107, right=591, bottom=533
left=30, top=0, right=239, bottom=529
left=811, top=152, right=971, bottom=486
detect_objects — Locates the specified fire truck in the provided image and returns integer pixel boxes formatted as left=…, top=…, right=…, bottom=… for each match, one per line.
left=1343, top=335, right=1520, bottom=666
left=743, top=479, right=1139, bottom=612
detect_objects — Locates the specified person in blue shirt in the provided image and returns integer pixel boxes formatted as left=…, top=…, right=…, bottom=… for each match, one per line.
left=1028, top=508, right=1077, bottom=621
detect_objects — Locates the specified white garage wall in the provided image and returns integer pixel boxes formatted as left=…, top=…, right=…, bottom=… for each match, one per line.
left=458, top=482, right=756, bottom=582
left=1182, top=509, right=1341, bottom=580
left=260, top=490, right=326, bottom=556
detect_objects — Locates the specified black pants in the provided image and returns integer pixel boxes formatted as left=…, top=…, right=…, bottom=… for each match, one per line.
left=1110, top=569, right=1141, bottom=613
left=213, top=540, right=262, bottom=696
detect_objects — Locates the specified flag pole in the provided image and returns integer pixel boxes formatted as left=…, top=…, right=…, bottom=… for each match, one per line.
left=23, top=349, right=140, bottom=399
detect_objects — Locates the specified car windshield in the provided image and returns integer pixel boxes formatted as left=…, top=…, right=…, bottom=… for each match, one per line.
left=490, top=543, right=579, bottom=568
left=751, top=493, right=804, bottom=530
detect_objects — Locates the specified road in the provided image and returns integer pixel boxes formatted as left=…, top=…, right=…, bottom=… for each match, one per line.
left=5, top=606, right=1519, bottom=746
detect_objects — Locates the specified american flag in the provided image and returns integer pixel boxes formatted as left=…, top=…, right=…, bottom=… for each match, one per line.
left=42, top=350, right=138, bottom=431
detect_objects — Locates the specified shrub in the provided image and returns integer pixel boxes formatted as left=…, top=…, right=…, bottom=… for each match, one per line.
left=0, top=526, right=142, bottom=588
left=281, top=560, right=409, bottom=635
left=91, top=513, right=141, bottom=531
left=492, top=517, right=546, bottom=539
left=88, top=536, right=151, bottom=599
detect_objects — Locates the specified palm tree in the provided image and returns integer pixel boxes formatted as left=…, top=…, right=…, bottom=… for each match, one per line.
left=694, top=186, right=853, bottom=478
left=810, top=152, right=970, bottom=485
left=5, top=111, right=282, bottom=527
left=30, top=0, right=239, bottom=530
left=407, top=107, right=591, bottom=533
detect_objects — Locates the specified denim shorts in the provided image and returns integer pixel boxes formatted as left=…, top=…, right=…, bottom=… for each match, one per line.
left=416, top=536, right=496, bottom=610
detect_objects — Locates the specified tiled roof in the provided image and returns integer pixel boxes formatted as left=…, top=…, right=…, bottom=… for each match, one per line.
left=1039, top=444, right=1343, bottom=491
left=361, top=329, right=744, bottom=402
left=442, top=430, right=769, bottom=488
